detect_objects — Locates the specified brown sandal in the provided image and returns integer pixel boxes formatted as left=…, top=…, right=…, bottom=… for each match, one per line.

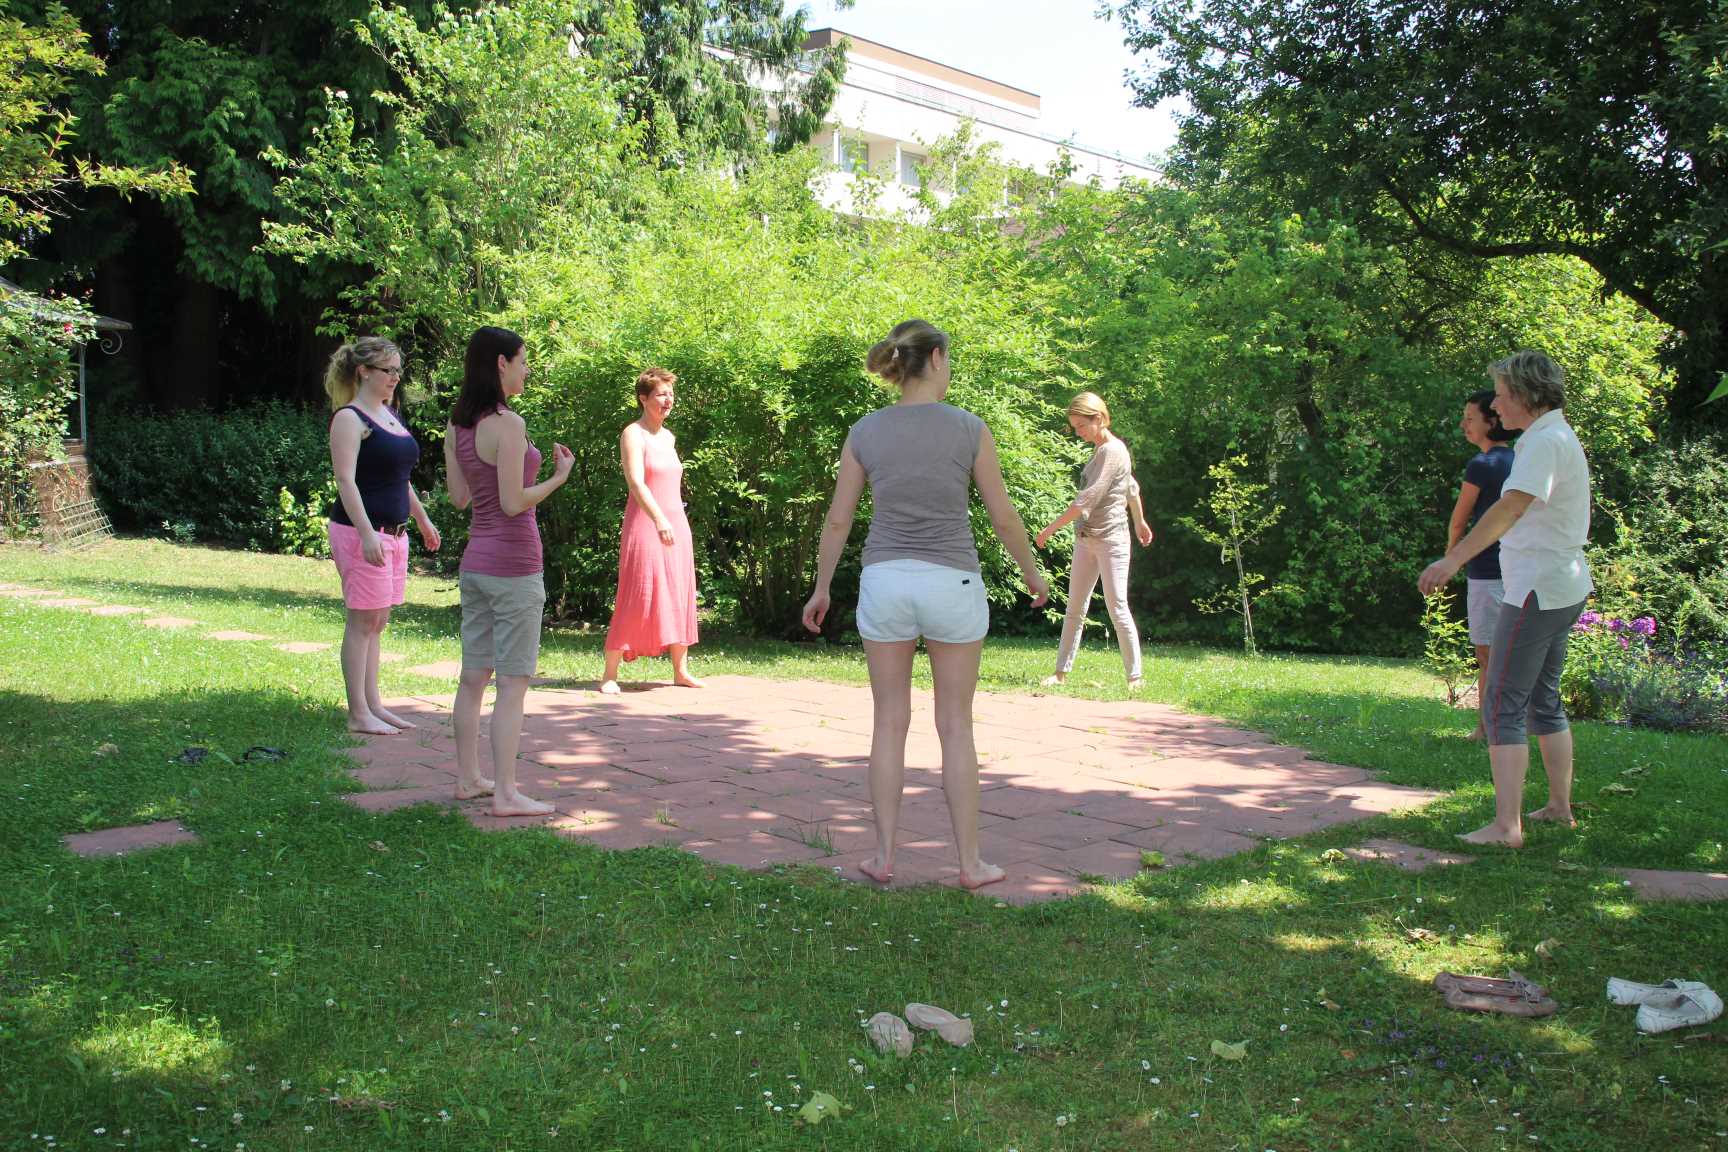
left=1434, top=971, right=1559, bottom=1017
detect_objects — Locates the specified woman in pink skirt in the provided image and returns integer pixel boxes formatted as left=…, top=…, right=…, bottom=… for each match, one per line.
left=600, top=368, right=701, bottom=693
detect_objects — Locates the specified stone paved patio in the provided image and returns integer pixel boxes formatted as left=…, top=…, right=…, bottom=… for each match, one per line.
left=344, top=674, right=1441, bottom=903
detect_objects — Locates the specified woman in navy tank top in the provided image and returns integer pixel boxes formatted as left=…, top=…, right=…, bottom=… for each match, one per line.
left=325, top=337, right=441, bottom=735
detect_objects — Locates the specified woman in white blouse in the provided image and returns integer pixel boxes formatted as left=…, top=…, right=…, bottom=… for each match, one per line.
left=1036, top=392, right=1155, bottom=689
left=1419, top=351, right=1593, bottom=847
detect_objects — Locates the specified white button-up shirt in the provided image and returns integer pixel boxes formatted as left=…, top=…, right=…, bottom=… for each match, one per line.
left=1499, top=408, right=1593, bottom=610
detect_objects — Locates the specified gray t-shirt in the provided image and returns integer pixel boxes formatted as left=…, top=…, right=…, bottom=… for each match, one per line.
left=848, top=402, right=984, bottom=573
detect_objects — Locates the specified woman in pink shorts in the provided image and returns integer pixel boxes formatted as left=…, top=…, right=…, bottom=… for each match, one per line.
left=326, top=336, right=441, bottom=734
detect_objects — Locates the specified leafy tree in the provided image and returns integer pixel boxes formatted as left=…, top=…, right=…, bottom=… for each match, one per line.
left=1181, top=454, right=1284, bottom=655
left=1113, top=0, right=1728, bottom=425
left=0, top=0, right=190, bottom=264
left=581, top=0, right=848, bottom=163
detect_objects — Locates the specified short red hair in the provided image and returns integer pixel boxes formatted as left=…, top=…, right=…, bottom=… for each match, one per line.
left=636, top=367, right=676, bottom=408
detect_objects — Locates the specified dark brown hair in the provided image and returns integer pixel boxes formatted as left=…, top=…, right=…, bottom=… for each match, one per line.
left=865, top=319, right=948, bottom=386
left=450, top=326, right=524, bottom=429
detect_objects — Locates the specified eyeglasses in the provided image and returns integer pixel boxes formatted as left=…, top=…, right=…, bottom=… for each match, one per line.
left=367, top=365, right=404, bottom=379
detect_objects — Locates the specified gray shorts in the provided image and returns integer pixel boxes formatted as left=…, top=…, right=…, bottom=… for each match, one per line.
left=1482, top=591, right=1586, bottom=746
left=1466, top=577, right=1505, bottom=646
left=459, top=570, right=545, bottom=677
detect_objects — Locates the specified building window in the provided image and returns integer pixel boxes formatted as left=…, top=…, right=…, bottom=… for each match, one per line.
left=839, top=137, right=871, bottom=174
left=899, top=151, right=926, bottom=188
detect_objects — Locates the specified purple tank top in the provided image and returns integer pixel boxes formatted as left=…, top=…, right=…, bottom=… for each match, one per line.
left=455, top=414, right=543, bottom=577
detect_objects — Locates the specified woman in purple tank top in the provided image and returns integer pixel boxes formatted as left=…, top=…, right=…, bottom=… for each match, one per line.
left=442, top=327, right=573, bottom=817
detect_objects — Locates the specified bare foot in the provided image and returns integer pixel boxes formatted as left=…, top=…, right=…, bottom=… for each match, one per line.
left=492, top=792, right=555, bottom=818
left=674, top=674, right=705, bottom=689
left=858, top=855, right=893, bottom=884
left=373, top=706, right=416, bottom=730
left=1526, top=805, right=1576, bottom=827
left=1127, top=676, right=1143, bottom=691
left=1040, top=674, right=1065, bottom=688
left=455, top=777, right=495, bottom=801
left=1457, top=823, right=1523, bottom=848
left=347, top=715, right=400, bottom=736
left=959, top=861, right=1006, bottom=889
left=598, top=680, right=621, bottom=696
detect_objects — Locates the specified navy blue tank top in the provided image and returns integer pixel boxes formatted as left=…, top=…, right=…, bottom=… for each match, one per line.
left=329, top=405, right=419, bottom=528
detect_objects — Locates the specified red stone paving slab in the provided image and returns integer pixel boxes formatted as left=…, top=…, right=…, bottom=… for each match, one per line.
left=64, top=820, right=200, bottom=858
left=275, top=641, right=333, bottom=654
left=86, top=604, right=148, bottom=617
left=206, top=630, right=271, bottom=642
left=342, top=674, right=1443, bottom=903
left=1615, top=868, right=1728, bottom=902
left=1343, top=839, right=1476, bottom=872
left=407, top=660, right=463, bottom=679
left=141, top=616, right=200, bottom=629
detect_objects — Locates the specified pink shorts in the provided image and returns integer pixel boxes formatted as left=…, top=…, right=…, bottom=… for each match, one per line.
left=329, top=520, right=409, bottom=610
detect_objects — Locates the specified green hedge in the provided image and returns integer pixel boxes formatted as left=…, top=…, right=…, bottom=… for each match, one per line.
left=88, top=400, right=333, bottom=549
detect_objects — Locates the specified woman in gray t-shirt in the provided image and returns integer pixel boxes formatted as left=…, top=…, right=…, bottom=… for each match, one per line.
left=802, top=319, right=1048, bottom=891
left=1035, top=392, right=1154, bottom=688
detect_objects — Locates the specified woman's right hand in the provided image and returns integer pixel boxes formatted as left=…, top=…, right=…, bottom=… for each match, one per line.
left=655, top=520, right=675, bottom=546
left=801, top=590, right=830, bottom=634
left=1024, top=568, right=1050, bottom=607
left=361, top=529, right=387, bottom=568
left=551, top=442, right=575, bottom=481
left=1034, top=527, right=1052, bottom=550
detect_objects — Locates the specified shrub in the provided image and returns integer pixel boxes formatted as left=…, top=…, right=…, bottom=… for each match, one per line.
left=0, top=301, right=84, bottom=536
left=89, top=400, right=332, bottom=548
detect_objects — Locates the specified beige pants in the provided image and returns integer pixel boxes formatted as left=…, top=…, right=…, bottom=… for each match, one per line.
left=1055, top=529, right=1141, bottom=679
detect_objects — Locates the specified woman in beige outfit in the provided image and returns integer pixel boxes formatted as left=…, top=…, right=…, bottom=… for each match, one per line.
left=1036, top=392, right=1153, bottom=688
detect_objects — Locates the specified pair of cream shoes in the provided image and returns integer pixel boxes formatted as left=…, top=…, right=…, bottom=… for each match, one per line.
left=1606, top=977, right=1723, bottom=1034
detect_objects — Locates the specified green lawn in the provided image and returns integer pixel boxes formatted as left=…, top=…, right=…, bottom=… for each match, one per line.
left=1, top=539, right=1723, bottom=1151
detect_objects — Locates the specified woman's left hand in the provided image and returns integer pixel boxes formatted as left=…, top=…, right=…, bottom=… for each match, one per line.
left=1417, top=558, right=1457, bottom=597
left=417, top=519, right=441, bottom=552
left=1135, top=521, right=1154, bottom=547
left=1034, top=528, right=1052, bottom=550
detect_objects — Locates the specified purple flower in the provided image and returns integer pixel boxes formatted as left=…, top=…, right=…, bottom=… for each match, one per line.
left=1608, top=617, right=1627, bottom=633
left=1618, top=636, right=1630, bottom=649
left=1632, top=616, right=1657, bottom=637
left=1574, top=610, right=1601, bottom=632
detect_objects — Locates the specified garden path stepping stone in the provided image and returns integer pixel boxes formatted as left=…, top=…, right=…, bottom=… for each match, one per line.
left=275, top=641, right=332, bottom=654
left=1343, top=839, right=1476, bottom=872
left=141, top=616, right=200, bottom=629
left=206, top=630, right=271, bottom=641
left=406, top=660, right=464, bottom=679
left=64, top=821, right=200, bottom=858
left=341, top=677, right=1443, bottom=904
left=40, top=597, right=100, bottom=608
left=86, top=605, right=148, bottom=616
left=378, top=652, right=406, bottom=663
left=0, top=587, right=61, bottom=598
left=1614, top=868, right=1728, bottom=902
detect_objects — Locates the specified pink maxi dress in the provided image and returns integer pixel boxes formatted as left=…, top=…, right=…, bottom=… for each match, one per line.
left=604, top=430, right=698, bottom=659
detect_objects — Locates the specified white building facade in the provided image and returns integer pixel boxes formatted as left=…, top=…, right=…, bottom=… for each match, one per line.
left=791, top=29, right=1160, bottom=216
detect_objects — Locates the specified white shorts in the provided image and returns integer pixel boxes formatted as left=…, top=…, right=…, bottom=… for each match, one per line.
left=1467, top=577, right=1505, bottom=647
left=856, top=559, right=989, bottom=644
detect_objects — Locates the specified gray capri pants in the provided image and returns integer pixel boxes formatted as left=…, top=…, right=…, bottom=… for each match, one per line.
left=1482, top=591, right=1586, bottom=745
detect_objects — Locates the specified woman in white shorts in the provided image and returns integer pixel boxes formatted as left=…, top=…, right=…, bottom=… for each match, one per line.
left=1446, top=388, right=1517, bottom=739
left=802, top=320, right=1048, bottom=890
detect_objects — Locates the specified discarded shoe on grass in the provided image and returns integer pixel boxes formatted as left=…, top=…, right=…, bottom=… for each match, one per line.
left=1434, top=971, right=1558, bottom=1018
left=1606, top=978, right=1724, bottom=1034
left=904, top=1002, right=974, bottom=1047
left=866, top=1012, right=914, bottom=1057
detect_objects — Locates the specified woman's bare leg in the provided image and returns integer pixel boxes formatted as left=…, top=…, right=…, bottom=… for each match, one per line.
left=599, top=648, right=624, bottom=695
left=670, top=644, right=704, bottom=688
left=367, top=608, right=414, bottom=729
left=860, top=639, right=916, bottom=882
left=343, top=608, right=397, bottom=734
left=452, top=666, right=494, bottom=799
left=490, top=674, right=552, bottom=816
left=926, top=637, right=1002, bottom=889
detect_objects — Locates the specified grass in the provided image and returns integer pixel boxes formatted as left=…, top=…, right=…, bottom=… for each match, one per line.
left=0, top=538, right=1724, bottom=1151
